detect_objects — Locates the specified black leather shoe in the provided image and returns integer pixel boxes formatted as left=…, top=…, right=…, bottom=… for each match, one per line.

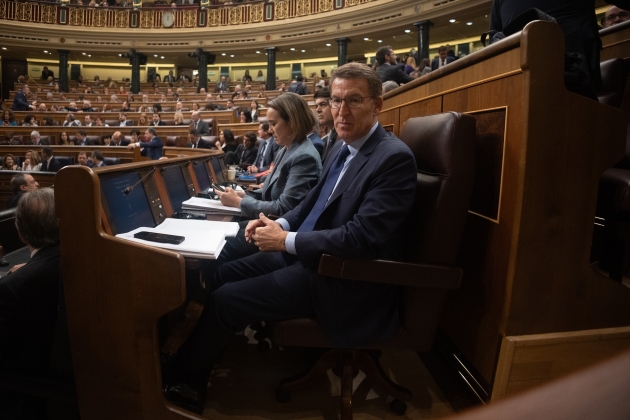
left=163, top=382, right=207, bottom=415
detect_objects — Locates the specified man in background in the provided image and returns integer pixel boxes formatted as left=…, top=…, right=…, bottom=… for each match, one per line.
left=7, top=173, right=39, bottom=208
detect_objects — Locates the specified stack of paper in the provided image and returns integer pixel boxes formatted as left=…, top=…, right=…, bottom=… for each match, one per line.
left=115, top=219, right=241, bottom=259
left=181, top=197, right=242, bottom=216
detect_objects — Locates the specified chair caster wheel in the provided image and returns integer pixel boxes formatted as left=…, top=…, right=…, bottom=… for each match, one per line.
left=390, top=399, right=407, bottom=416
left=276, top=388, right=290, bottom=403
left=256, top=339, right=270, bottom=353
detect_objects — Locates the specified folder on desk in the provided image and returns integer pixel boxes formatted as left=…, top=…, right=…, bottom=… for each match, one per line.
left=115, top=219, right=240, bottom=259
left=181, top=197, right=242, bottom=217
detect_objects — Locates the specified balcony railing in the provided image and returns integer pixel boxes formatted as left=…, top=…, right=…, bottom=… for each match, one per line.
left=0, top=0, right=374, bottom=28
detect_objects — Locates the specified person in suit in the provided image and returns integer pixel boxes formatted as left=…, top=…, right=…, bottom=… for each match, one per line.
left=40, top=66, right=54, bottom=81
left=118, top=112, right=133, bottom=127
left=314, top=87, right=338, bottom=164
left=29, top=131, right=49, bottom=146
left=164, top=64, right=416, bottom=408
left=11, top=85, right=34, bottom=111
left=128, top=127, right=163, bottom=160
left=91, top=150, right=107, bottom=168
left=248, top=122, right=279, bottom=174
left=40, top=147, right=63, bottom=172
left=0, top=189, right=61, bottom=419
left=186, top=129, right=213, bottom=149
left=190, top=111, right=210, bottom=135
left=215, top=76, right=229, bottom=93
left=431, top=45, right=456, bottom=70
left=77, top=151, right=90, bottom=167
left=307, top=127, right=324, bottom=158
left=6, top=173, right=39, bottom=208
left=151, top=112, right=166, bottom=126
left=164, top=70, right=176, bottom=83
left=234, top=131, right=259, bottom=169
left=375, top=45, right=415, bottom=85
left=109, top=131, right=130, bottom=147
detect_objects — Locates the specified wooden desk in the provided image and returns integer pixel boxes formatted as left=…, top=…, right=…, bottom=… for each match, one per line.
left=382, top=21, right=630, bottom=401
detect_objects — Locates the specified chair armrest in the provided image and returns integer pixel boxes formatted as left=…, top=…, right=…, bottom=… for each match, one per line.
left=317, top=254, right=462, bottom=289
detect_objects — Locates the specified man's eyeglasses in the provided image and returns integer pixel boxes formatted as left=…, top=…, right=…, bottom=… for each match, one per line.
left=606, top=11, right=629, bottom=22
left=330, top=96, right=374, bottom=109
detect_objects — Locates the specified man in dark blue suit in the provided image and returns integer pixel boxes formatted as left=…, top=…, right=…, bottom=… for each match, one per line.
left=164, top=63, right=417, bottom=409
left=431, top=46, right=456, bottom=70
left=11, top=85, right=34, bottom=111
left=128, top=127, right=163, bottom=160
left=248, top=122, right=279, bottom=174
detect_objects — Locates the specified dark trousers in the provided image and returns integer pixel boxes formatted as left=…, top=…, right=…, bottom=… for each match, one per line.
left=176, top=251, right=316, bottom=376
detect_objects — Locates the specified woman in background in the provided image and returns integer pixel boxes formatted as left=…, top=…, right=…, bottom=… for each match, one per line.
left=22, top=150, right=42, bottom=171
left=22, top=115, right=37, bottom=126
left=2, top=110, right=17, bottom=126
left=1, top=154, right=19, bottom=170
left=60, top=131, right=70, bottom=145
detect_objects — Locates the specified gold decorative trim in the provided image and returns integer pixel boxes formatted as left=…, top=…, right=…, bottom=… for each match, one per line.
left=41, top=4, right=57, bottom=24
left=319, top=0, right=333, bottom=12
left=0, top=1, right=7, bottom=20
left=183, top=10, right=196, bottom=27
left=208, top=8, right=220, bottom=26
left=228, top=6, right=242, bottom=25
left=275, top=0, right=288, bottom=19
left=296, top=0, right=309, bottom=16
left=69, top=8, right=84, bottom=26
left=92, top=8, right=107, bottom=27
left=16, top=2, right=32, bottom=22
left=250, top=3, right=263, bottom=22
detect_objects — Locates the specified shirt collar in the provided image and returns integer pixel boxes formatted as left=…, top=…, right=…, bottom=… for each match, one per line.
left=341, top=121, right=378, bottom=156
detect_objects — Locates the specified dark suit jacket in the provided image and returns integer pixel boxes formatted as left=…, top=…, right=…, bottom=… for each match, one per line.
left=253, top=137, right=279, bottom=172
left=152, top=121, right=166, bottom=126
left=431, top=56, right=456, bottom=71
left=215, top=82, right=229, bottom=92
left=241, top=138, right=321, bottom=219
left=140, top=136, right=164, bottom=160
left=11, top=91, right=31, bottom=111
left=0, top=245, right=61, bottom=371
left=109, top=139, right=130, bottom=147
left=41, top=157, right=63, bottom=172
left=186, top=138, right=214, bottom=149
left=308, top=132, right=324, bottom=158
left=119, top=120, right=132, bottom=127
left=281, top=124, right=417, bottom=347
left=235, top=144, right=258, bottom=167
left=6, top=191, right=26, bottom=208
left=376, top=63, right=414, bottom=85
left=190, top=120, right=210, bottom=135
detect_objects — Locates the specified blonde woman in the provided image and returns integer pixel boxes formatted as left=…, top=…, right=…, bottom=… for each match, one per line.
left=173, top=111, right=186, bottom=125
left=22, top=150, right=42, bottom=171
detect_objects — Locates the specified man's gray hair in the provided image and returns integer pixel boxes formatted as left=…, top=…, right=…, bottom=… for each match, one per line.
left=15, top=188, right=59, bottom=249
left=382, top=81, right=399, bottom=94
left=31, top=130, right=40, bottom=137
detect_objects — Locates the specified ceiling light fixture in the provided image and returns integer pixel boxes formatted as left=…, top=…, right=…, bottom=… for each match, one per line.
left=160, top=56, right=165, bottom=59
left=364, top=37, right=369, bottom=41
left=82, top=52, right=86, bottom=55
left=326, top=43, right=331, bottom=46
left=256, top=50, right=260, bottom=53
left=290, top=47, right=295, bottom=51
left=404, top=29, right=411, bottom=33
left=467, top=22, right=473, bottom=25
left=377, top=40, right=382, bottom=43
left=221, top=53, right=226, bottom=56
left=449, top=18, right=456, bottom=23
left=154, top=54, right=158, bottom=57
left=230, top=54, right=234, bottom=57
left=43, top=50, right=48, bottom=53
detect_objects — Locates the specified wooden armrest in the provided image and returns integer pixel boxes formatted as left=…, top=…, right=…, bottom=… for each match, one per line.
left=317, top=254, right=462, bottom=289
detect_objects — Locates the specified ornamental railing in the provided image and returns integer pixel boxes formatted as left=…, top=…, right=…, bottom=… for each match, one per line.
left=0, top=0, right=374, bottom=28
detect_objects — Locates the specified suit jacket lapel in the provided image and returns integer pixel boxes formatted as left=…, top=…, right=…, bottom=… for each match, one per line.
left=324, top=125, right=383, bottom=208
left=262, top=146, right=287, bottom=196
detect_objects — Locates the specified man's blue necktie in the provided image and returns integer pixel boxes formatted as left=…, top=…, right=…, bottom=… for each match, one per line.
left=298, top=144, right=350, bottom=232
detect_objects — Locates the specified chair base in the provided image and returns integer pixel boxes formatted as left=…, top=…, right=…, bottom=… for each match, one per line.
left=276, top=349, right=412, bottom=420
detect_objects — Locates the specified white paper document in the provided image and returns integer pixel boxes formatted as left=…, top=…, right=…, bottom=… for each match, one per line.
left=116, top=224, right=229, bottom=259
left=157, top=218, right=240, bottom=237
left=181, top=197, right=242, bottom=216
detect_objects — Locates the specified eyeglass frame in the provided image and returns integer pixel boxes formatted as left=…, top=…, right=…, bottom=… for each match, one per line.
left=330, top=96, right=376, bottom=109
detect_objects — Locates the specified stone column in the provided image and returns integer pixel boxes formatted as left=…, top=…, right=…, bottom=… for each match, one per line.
left=58, top=50, right=69, bottom=93
left=413, top=20, right=433, bottom=61
left=265, top=47, right=277, bottom=90
left=198, top=52, right=210, bottom=92
left=335, top=37, right=350, bottom=67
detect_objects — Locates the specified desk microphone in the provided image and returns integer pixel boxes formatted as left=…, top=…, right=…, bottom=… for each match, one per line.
left=124, top=167, right=156, bottom=195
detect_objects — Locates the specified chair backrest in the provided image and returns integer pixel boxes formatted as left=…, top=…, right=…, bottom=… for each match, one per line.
left=55, top=156, right=75, bottom=168
left=397, top=112, right=476, bottom=338
left=39, top=136, right=51, bottom=144
left=0, top=208, right=23, bottom=254
left=598, top=58, right=630, bottom=109
left=103, top=157, right=121, bottom=166
left=201, top=136, right=218, bottom=148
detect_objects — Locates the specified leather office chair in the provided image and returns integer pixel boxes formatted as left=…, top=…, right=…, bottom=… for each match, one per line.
left=54, top=156, right=75, bottom=169
left=593, top=58, right=630, bottom=280
left=103, top=157, right=122, bottom=166
left=165, top=136, right=178, bottom=147
left=266, top=112, right=477, bottom=418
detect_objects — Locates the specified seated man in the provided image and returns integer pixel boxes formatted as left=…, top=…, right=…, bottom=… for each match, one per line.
left=91, top=150, right=107, bottom=168
left=40, top=147, right=63, bottom=172
left=186, top=129, right=213, bottom=149
left=0, top=189, right=61, bottom=419
left=7, top=173, right=39, bottom=208
left=165, top=63, right=417, bottom=409
left=77, top=151, right=89, bottom=167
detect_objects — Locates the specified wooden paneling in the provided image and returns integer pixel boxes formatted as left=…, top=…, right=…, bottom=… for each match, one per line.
left=382, top=21, right=630, bottom=395
left=491, top=327, right=630, bottom=400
